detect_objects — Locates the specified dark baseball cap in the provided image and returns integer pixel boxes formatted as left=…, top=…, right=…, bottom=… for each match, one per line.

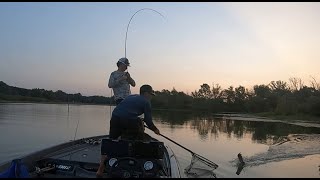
left=140, top=84, right=156, bottom=96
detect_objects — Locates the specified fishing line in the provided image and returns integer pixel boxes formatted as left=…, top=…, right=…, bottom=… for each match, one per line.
left=71, top=90, right=81, bottom=143
left=67, top=96, right=70, bottom=138
left=109, top=88, right=114, bottom=120
left=73, top=114, right=80, bottom=142
left=68, top=96, right=81, bottom=161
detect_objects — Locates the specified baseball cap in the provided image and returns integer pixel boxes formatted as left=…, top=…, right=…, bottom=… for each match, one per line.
left=140, top=84, right=156, bottom=96
left=118, top=57, right=130, bottom=66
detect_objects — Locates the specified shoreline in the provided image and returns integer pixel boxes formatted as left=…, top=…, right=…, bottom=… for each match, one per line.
left=253, top=112, right=320, bottom=122
left=0, top=100, right=113, bottom=106
left=1, top=100, right=319, bottom=123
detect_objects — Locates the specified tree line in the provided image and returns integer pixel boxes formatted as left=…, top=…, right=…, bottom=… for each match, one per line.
left=1, top=77, right=320, bottom=116
left=151, top=77, right=320, bottom=117
left=0, top=81, right=112, bottom=104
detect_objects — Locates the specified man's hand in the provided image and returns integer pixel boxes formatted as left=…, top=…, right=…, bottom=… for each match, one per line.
left=126, top=72, right=135, bottom=86
left=126, top=72, right=132, bottom=82
left=154, top=128, right=160, bottom=135
left=125, top=72, right=131, bottom=79
left=119, top=74, right=128, bottom=81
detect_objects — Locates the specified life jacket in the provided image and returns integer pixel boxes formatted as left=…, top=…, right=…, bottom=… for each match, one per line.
left=0, top=159, right=29, bottom=178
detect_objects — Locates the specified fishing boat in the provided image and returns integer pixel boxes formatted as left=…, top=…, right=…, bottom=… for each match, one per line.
left=0, top=134, right=183, bottom=178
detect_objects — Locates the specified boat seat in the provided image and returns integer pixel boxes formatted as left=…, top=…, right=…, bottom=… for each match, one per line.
left=100, top=138, right=164, bottom=159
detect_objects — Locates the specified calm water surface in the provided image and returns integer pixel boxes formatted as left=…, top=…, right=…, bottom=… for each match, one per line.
left=0, top=103, right=319, bottom=178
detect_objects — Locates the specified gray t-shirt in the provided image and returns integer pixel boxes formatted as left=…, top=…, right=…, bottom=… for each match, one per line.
left=108, top=71, right=132, bottom=100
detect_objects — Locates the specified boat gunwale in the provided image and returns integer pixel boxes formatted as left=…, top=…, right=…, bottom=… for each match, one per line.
left=0, top=135, right=107, bottom=172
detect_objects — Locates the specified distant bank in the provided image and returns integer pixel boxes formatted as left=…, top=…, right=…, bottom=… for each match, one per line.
left=1, top=80, right=320, bottom=122
left=0, top=81, right=112, bottom=105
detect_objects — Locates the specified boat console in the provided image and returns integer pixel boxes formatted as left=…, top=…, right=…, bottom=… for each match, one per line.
left=100, top=138, right=167, bottom=178
left=32, top=137, right=170, bottom=178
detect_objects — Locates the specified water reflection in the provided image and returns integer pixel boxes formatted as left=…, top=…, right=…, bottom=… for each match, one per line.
left=1, top=104, right=319, bottom=177
left=153, top=110, right=320, bottom=177
left=153, top=110, right=320, bottom=145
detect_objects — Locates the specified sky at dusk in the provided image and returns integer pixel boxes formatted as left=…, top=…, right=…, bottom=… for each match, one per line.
left=1, top=2, right=320, bottom=97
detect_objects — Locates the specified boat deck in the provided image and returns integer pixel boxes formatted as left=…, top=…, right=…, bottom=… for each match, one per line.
left=33, top=136, right=174, bottom=178
left=0, top=134, right=182, bottom=178
left=48, top=141, right=101, bottom=164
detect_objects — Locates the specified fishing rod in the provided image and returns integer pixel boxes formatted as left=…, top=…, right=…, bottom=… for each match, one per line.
left=108, top=8, right=165, bottom=117
left=123, top=8, right=165, bottom=99
left=144, top=125, right=219, bottom=169
left=124, top=8, right=166, bottom=59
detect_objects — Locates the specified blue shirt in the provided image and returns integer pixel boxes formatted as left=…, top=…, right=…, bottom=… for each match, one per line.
left=112, top=94, right=156, bottom=131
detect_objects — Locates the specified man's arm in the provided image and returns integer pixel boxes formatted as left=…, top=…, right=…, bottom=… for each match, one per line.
left=128, top=78, right=136, bottom=87
left=143, top=102, right=158, bottom=132
left=126, top=72, right=136, bottom=87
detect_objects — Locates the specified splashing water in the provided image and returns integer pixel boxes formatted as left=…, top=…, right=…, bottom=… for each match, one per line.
left=230, top=134, right=320, bottom=167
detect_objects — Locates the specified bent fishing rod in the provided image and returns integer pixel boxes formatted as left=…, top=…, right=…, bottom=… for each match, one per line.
left=109, top=8, right=165, bottom=115
left=124, top=8, right=166, bottom=58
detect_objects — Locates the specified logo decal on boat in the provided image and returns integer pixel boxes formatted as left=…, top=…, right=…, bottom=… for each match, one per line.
left=55, top=164, right=72, bottom=171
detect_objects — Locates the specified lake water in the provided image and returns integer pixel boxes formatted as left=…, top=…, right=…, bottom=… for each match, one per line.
left=0, top=103, right=319, bottom=178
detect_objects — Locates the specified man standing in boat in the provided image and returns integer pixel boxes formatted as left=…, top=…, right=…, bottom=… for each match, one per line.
left=108, top=57, right=136, bottom=105
left=96, top=84, right=160, bottom=177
